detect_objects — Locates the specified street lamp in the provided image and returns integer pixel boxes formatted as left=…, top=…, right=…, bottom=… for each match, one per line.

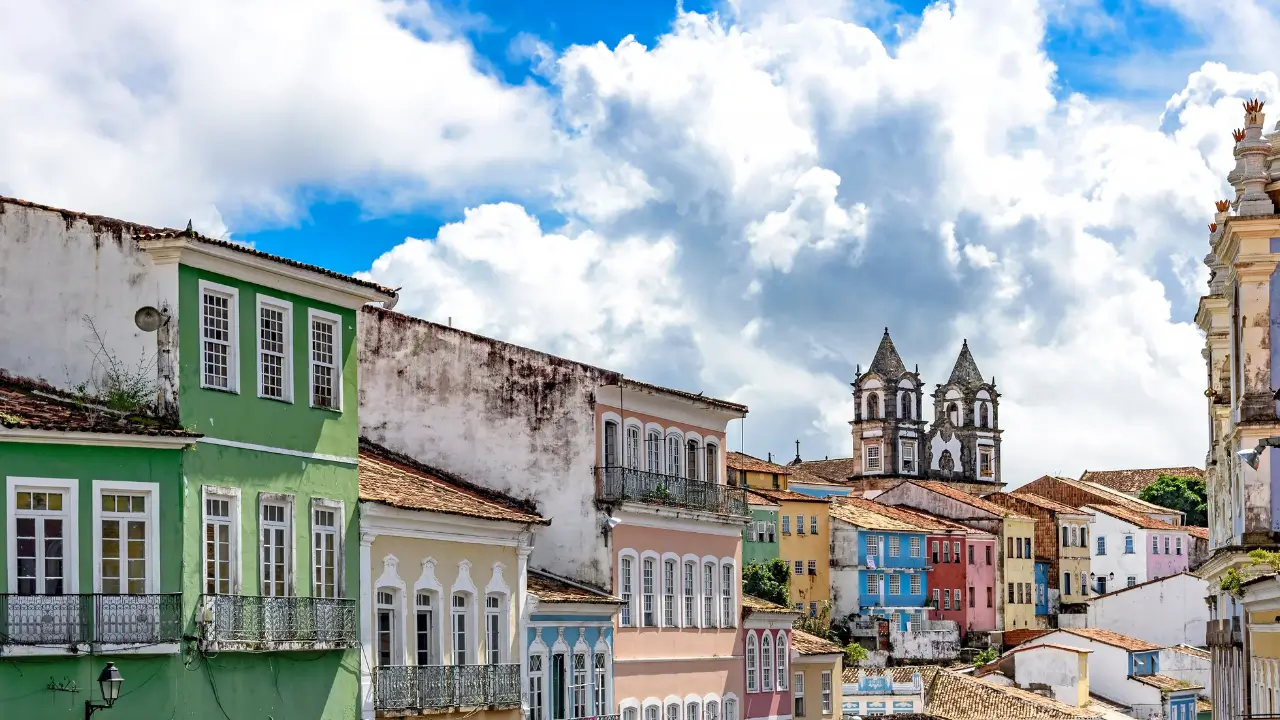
left=1239, top=437, right=1280, bottom=470
left=85, top=662, right=124, bottom=719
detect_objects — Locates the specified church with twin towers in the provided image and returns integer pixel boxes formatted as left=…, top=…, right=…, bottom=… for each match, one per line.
left=833, top=328, right=1004, bottom=495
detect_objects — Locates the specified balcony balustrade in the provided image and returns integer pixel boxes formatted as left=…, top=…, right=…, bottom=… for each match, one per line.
left=202, top=595, right=358, bottom=650
left=1205, top=618, right=1243, bottom=647
left=375, top=663, right=521, bottom=711
left=596, top=466, right=748, bottom=517
left=0, top=593, right=181, bottom=650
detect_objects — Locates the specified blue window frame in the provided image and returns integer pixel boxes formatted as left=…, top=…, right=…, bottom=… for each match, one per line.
left=1096, top=536, right=1106, bottom=556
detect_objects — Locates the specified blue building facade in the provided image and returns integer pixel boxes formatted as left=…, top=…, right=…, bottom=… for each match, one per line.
left=857, top=529, right=930, bottom=630
left=1034, top=561, right=1049, bottom=616
left=526, top=570, right=622, bottom=720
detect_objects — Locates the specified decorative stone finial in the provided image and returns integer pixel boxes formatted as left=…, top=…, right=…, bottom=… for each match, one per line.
left=1233, top=128, right=1246, bottom=143
left=1216, top=200, right=1231, bottom=212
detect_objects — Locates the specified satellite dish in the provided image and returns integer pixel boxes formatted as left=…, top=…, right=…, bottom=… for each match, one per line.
left=134, top=306, right=162, bottom=333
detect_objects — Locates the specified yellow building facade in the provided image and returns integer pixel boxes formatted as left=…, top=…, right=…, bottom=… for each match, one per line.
left=791, top=630, right=844, bottom=720
left=1242, top=575, right=1280, bottom=717
left=728, top=452, right=832, bottom=614
left=1000, top=516, right=1038, bottom=631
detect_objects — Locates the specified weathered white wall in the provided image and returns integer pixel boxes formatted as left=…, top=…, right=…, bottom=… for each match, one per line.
left=1039, top=631, right=1163, bottom=715
left=888, top=622, right=959, bottom=660
left=1013, top=648, right=1084, bottom=707
left=358, top=308, right=619, bottom=587
left=1087, top=573, right=1208, bottom=647
left=1159, top=647, right=1211, bottom=698
left=1057, top=613, right=1088, bottom=629
left=0, top=200, right=173, bottom=390
left=831, top=520, right=861, bottom=618
left=1086, top=510, right=1148, bottom=591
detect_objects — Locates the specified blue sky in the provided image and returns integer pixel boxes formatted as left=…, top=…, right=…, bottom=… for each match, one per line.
left=5, top=0, right=1276, bottom=480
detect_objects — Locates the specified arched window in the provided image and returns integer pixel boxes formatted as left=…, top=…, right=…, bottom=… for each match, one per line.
left=687, top=701, right=700, bottom=720
left=866, top=392, right=879, bottom=419
left=646, top=706, right=659, bottom=720
left=724, top=698, right=737, bottom=720
left=761, top=632, right=774, bottom=691
left=746, top=633, right=759, bottom=691
left=376, top=589, right=397, bottom=666
left=947, top=403, right=959, bottom=424
left=705, top=443, right=719, bottom=483
left=604, top=420, right=620, bottom=467
left=647, top=430, right=662, bottom=472
left=687, top=439, right=700, bottom=481
left=592, top=640, right=610, bottom=715
left=667, top=434, right=683, bottom=477
left=626, top=425, right=642, bottom=469
left=900, top=393, right=912, bottom=420
left=776, top=633, right=789, bottom=689
left=979, top=404, right=990, bottom=428
left=666, top=703, right=680, bottom=720
left=703, top=562, right=716, bottom=627
left=706, top=700, right=720, bottom=720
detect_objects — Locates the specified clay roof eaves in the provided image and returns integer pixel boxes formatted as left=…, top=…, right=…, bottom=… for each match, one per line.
left=727, top=451, right=793, bottom=474
left=0, top=372, right=199, bottom=440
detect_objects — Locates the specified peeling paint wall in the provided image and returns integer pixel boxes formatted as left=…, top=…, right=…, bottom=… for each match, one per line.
left=358, top=308, right=618, bottom=587
left=1086, top=573, right=1208, bottom=647
left=1158, top=647, right=1211, bottom=699
left=1011, top=648, right=1086, bottom=707
left=0, top=200, right=175, bottom=392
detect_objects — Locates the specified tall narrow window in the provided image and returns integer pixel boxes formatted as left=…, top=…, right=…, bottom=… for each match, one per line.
left=794, top=671, right=806, bottom=717
left=416, top=593, right=434, bottom=665
left=782, top=516, right=791, bottom=534
left=14, top=486, right=68, bottom=595
left=667, top=435, right=683, bottom=477
left=647, top=431, right=662, bottom=472
left=867, top=534, right=880, bottom=557
left=620, top=557, right=633, bottom=627
left=1081, top=526, right=1088, bottom=547
left=705, top=444, right=719, bottom=483
left=900, top=392, right=912, bottom=420
left=724, top=700, right=736, bottom=720
left=889, top=536, right=900, bottom=558
left=1062, top=526, right=1069, bottom=546
left=706, top=700, right=719, bottom=720
left=571, top=652, right=588, bottom=719
left=1164, top=536, right=1171, bottom=554
left=746, top=633, right=759, bottom=691
left=529, top=655, right=545, bottom=720
left=910, top=537, right=921, bottom=558
left=204, top=495, right=234, bottom=595
left=776, top=633, right=789, bottom=689
left=985, top=546, right=992, bottom=564
left=722, top=564, right=734, bottom=626
left=486, top=594, right=502, bottom=663
left=201, top=284, right=236, bottom=390
left=687, top=440, right=700, bottom=481
left=626, top=426, right=641, bottom=469
left=986, top=586, right=993, bottom=607
left=642, top=558, right=656, bottom=627
left=377, top=590, right=396, bottom=666
left=968, top=586, right=975, bottom=607
left=979, top=447, right=993, bottom=477
left=667, top=703, right=679, bottom=720
left=604, top=421, right=620, bottom=467
left=821, top=671, right=833, bottom=713
left=979, top=404, right=990, bottom=428
left=867, top=573, right=881, bottom=594
left=866, top=392, right=879, bottom=419
left=452, top=593, right=468, bottom=664
left=593, top=650, right=608, bottom=714
left=811, top=516, right=819, bottom=534
left=865, top=444, right=881, bottom=471
left=1063, top=572, right=1071, bottom=595
left=1125, top=535, right=1135, bottom=554
left=968, top=545, right=975, bottom=564
left=901, top=441, right=917, bottom=473
left=910, top=574, right=921, bottom=595
left=947, top=402, right=959, bottom=424
left=310, top=312, right=340, bottom=409
left=1097, top=536, right=1106, bottom=555
left=99, top=492, right=148, bottom=594
left=761, top=632, right=774, bottom=691
left=932, top=541, right=940, bottom=563
left=663, top=560, right=677, bottom=626
left=687, top=702, right=700, bottom=720
left=943, top=542, right=951, bottom=563
left=552, top=654, right=567, bottom=720
left=258, top=298, right=291, bottom=400
left=703, top=562, right=716, bottom=627
left=260, top=501, right=290, bottom=597
left=313, top=505, right=339, bottom=598
left=1176, top=537, right=1183, bottom=555
left=683, top=561, right=696, bottom=626
left=889, top=574, right=901, bottom=595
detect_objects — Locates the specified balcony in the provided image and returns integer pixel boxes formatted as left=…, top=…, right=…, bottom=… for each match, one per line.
left=1206, top=618, right=1243, bottom=648
left=0, top=593, right=182, bottom=653
left=596, top=466, right=748, bottom=517
left=375, top=664, right=521, bottom=712
left=201, top=595, right=358, bottom=651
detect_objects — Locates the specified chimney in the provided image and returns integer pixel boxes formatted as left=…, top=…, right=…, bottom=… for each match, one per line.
left=1237, top=99, right=1275, bottom=215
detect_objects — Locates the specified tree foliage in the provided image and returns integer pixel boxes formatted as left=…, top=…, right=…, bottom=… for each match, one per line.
left=974, top=648, right=999, bottom=666
left=794, top=600, right=836, bottom=640
left=844, top=641, right=869, bottom=667
left=1139, top=474, right=1207, bottom=527
left=743, top=559, right=791, bottom=607
left=1218, top=548, right=1280, bottom=598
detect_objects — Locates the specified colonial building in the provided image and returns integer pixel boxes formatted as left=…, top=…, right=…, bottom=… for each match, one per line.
left=791, top=630, right=843, bottom=720
left=741, top=595, right=797, bottom=720
left=525, top=570, right=624, bottom=720
left=984, top=492, right=1092, bottom=616
left=1082, top=504, right=1192, bottom=593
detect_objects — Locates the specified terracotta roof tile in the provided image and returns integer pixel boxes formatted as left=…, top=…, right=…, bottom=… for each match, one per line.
left=1165, top=644, right=1210, bottom=660
left=528, top=570, right=621, bottom=605
left=742, top=594, right=796, bottom=616
left=1084, top=504, right=1184, bottom=532
left=0, top=372, right=198, bottom=439
left=792, top=629, right=843, bottom=655
left=1197, top=699, right=1212, bottom=714
left=864, top=502, right=992, bottom=535
left=748, top=487, right=829, bottom=504
left=1080, top=467, right=1203, bottom=495
left=788, top=457, right=861, bottom=483
left=1130, top=675, right=1202, bottom=692
left=922, top=667, right=1101, bottom=720
left=1003, top=629, right=1052, bottom=646
left=1187, top=526, right=1209, bottom=540
left=727, top=452, right=793, bottom=474
left=358, top=439, right=547, bottom=525
left=1003, top=642, right=1093, bottom=657
left=1090, top=572, right=1196, bottom=600
left=830, top=497, right=930, bottom=532
left=912, top=481, right=1031, bottom=519
left=1057, top=627, right=1161, bottom=652
left=986, top=492, right=1089, bottom=517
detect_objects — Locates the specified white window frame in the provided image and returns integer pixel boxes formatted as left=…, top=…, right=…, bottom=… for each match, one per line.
left=199, top=279, right=240, bottom=393
left=821, top=671, right=833, bottom=714
left=867, top=573, right=880, bottom=594
left=761, top=631, right=774, bottom=692
left=415, top=590, right=436, bottom=666
left=256, top=294, right=294, bottom=402
left=782, top=515, right=791, bottom=534
left=307, top=308, right=344, bottom=411
left=724, top=697, right=737, bottom=720
left=7, top=477, right=80, bottom=594
left=592, top=638, right=611, bottom=714
left=666, top=432, right=684, bottom=478
left=92, top=480, right=160, bottom=594
left=746, top=631, right=759, bottom=692
left=794, top=671, right=805, bottom=717
left=642, top=556, right=657, bottom=627
left=258, top=492, right=295, bottom=597
left=683, top=559, right=697, bottom=627
left=776, top=632, right=789, bottom=690
left=888, top=536, right=900, bottom=558
left=910, top=574, right=921, bottom=595
left=311, top=498, right=344, bottom=598
left=702, top=560, right=716, bottom=628
left=900, top=440, right=916, bottom=474
left=202, top=485, right=241, bottom=595
left=486, top=593, right=505, bottom=664
left=646, top=430, right=662, bottom=472
left=866, top=534, right=880, bottom=557
left=705, top=442, right=720, bottom=484
left=529, top=643, right=548, bottom=720
left=721, top=562, right=735, bottom=628
left=663, top=558, right=677, bottom=627
left=619, top=551, right=637, bottom=627
left=451, top=591, right=473, bottom=665
left=865, top=443, right=882, bottom=472
left=625, top=424, right=643, bottom=470
left=376, top=587, right=400, bottom=666
left=889, top=573, right=901, bottom=595
left=979, top=446, right=994, bottom=477
left=909, top=536, right=920, bottom=558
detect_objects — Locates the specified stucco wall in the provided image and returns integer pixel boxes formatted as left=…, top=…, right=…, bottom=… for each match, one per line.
left=1003, top=517, right=1037, bottom=631
left=1147, top=531, right=1192, bottom=579
left=1013, top=648, right=1087, bottom=707
left=0, top=200, right=176, bottom=392
left=1087, top=574, right=1209, bottom=647
left=779, top=501, right=831, bottom=608
left=830, top=520, right=861, bottom=618
left=795, top=657, right=841, bottom=720
left=1158, top=648, right=1211, bottom=698
left=1087, top=511, right=1148, bottom=592
left=966, top=537, right=998, bottom=632
left=358, top=308, right=618, bottom=587
left=1038, top=631, right=1163, bottom=715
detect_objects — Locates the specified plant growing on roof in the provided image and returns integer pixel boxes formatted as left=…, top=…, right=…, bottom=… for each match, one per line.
left=974, top=648, right=999, bottom=666
left=77, top=315, right=156, bottom=414
left=844, top=641, right=869, bottom=667
left=1218, top=548, right=1280, bottom=598
left=794, top=600, right=836, bottom=640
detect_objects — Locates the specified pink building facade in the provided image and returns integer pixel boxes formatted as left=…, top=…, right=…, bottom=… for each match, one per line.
left=964, top=535, right=998, bottom=633
left=740, top=599, right=798, bottom=720
left=1147, top=529, right=1192, bottom=579
left=598, top=382, right=749, bottom=720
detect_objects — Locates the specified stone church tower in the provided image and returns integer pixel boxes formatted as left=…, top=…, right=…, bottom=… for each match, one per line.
left=922, top=340, right=1003, bottom=489
left=849, top=329, right=926, bottom=491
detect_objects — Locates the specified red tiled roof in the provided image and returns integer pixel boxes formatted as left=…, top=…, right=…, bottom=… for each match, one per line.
left=838, top=496, right=962, bottom=532
left=358, top=439, right=548, bottom=525
left=742, top=594, right=797, bottom=617
left=1084, top=504, right=1184, bottom=532
left=912, top=481, right=1030, bottom=519
left=528, top=570, right=620, bottom=604
left=792, top=629, right=843, bottom=655
left=1130, top=674, right=1202, bottom=692
left=728, top=451, right=793, bottom=474
left=1187, top=526, right=1209, bottom=539
left=1166, top=644, right=1210, bottom=660
left=0, top=372, right=198, bottom=439
left=1057, top=627, right=1161, bottom=652
left=1080, top=467, right=1203, bottom=495
left=1003, top=629, right=1052, bottom=646
left=748, top=487, right=829, bottom=504
left=789, top=457, right=860, bottom=483
left=1003, top=642, right=1093, bottom=657
left=987, top=491, right=1088, bottom=516
left=830, top=497, right=930, bottom=532
left=920, top=666, right=1103, bottom=720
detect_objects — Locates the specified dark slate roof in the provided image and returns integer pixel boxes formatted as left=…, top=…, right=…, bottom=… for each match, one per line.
left=0, top=372, right=198, bottom=439
left=867, top=328, right=908, bottom=377
left=947, top=340, right=986, bottom=387
left=528, top=570, right=621, bottom=604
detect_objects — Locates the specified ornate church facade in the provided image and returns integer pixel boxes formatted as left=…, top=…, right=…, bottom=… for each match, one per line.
left=845, top=329, right=1004, bottom=495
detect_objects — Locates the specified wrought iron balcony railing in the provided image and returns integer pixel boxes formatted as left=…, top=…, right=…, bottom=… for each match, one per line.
left=202, top=595, right=358, bottom=650
left=0, top=593, right=182, bottom=649
left=375, top=663, right=522, bottom=710
left=596, top=466, right=748, bottom=517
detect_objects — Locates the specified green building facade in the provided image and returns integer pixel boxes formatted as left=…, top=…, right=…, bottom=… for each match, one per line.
left=743, top=499, right=781, bottom=567
left=0, top=218, right=395, bottom=719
